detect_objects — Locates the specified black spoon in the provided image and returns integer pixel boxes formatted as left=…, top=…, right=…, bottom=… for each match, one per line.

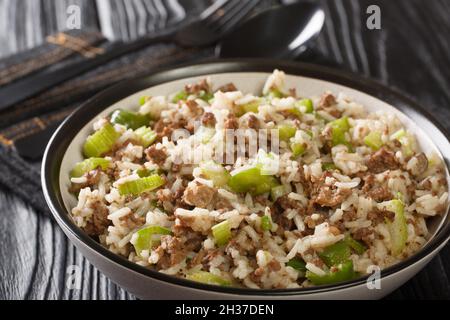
left=217, top=1, right=325, bottom=59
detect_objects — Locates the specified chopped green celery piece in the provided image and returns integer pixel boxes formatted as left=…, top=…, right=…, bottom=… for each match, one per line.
left=322, top=162, right=337, bottom=171
left=198, top=90, right=214, bottom=102
left=295, top=98, right=314, bottom=113
left=134, top=126, right=157, bottom=147
left=318, top=241, right=352, bottom=267
left=228, top=167, right=279, bottom=195
left=172, top=90, right=188, bottom=103
left=266, top=88, right=286, bottom=99
left=286, top=258, right=306, bottom=271
left=270, top=184, right=289, bottom=201
left=136, top=168, right=160, bottom=178
left=306, top=260, right=356, bottom=285
left=201, top=162, right=230, bottom=187
left=290, top=142, right=306, bottom=157
left=186, top=271, right=231, bottom=286
left=236, top=100, right=260, bottom=116
left=254, top=175, right=280, bottom=195
left=260, top=215, right=272, bottom=231
left=345, top=234, right=367, bottom=255
left=110, top=109, right=150, bottom=130
left=212, top=220, right=231, bottom=246
left=118, top=174, right=165, bottom=196
left=319, top=235, right=367, bottom=268
left=277, top=125, right=297, bottom=141
left=70, top=157, right=110, bottom=178
left=391, top=129, right=413, bottom=156
left=133, top=225, right=171, bottom=255
left=139, top=96, right=149, bottom=106
left=384, top=199, right=407, bottom=256
left=83, top=123, right=120, bottom=158
left=329, top=116, right=351, bottom=148
left=364, top=131, right=383, bottom=150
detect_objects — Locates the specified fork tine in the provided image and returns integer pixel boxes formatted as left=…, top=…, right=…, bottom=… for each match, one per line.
left=205, top=0, right=244, bottom=25
left=199, top=0, right=229, bottom=20
left=215, top=0, right=260, bottom=32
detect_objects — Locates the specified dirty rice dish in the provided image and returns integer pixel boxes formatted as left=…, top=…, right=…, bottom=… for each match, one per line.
left=69, top=70, right=448, bottom=289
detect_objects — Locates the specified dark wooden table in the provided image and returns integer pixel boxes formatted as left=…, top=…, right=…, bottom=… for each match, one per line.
left=1, top=0, right=449, bottom=300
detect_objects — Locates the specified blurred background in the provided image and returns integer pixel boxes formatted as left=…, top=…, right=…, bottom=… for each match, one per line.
left=0, top=0, right=449, bottom=300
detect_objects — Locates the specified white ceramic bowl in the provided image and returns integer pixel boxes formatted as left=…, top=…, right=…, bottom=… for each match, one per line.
left=42, top=60, right=450, bottom=299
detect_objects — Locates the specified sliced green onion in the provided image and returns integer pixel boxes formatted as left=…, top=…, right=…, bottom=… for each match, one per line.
left=110, top=109, right=151, bottom=130
left=286, top=258, right=306, bottom=272
left=118, top=174, right=165, bottom=196
left=83, top=123, right=120, bottom=158
left=134, top=126, right=157, bottom=147
left=295, top=98, right=314, bottom=113
left=186, top=271, right=231, bottom=286
left=133, top=225, right=171, bottom=255
left=70, top=157, right=110, bottom=178
left=277, top=125, right=297, bottom=142
left=364, top=131, right=383, bottom=150
left=384, top=199, right=407, bottom=256
left=306, top=260, right=357, bottom=285
left=212, top=220, right=231, bottom=246
left=261, top=215, right=272, bottom=231
left=228, top=167, right=279, bottom=195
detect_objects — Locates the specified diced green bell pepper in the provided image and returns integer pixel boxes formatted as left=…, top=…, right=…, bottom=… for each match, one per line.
left=319, top=241, right=352, bottom=267
left=110, top=109, right=151, bottom=130
left=306, top=260, right=357, bottom=285
left=286, top=258, right=306, bottom=272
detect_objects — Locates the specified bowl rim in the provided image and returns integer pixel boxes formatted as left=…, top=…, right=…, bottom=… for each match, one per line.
left=42, top=58, right=450, bottom=296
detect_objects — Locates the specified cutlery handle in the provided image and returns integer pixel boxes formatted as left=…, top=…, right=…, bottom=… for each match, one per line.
left=0, top=33, right=172, bottom=112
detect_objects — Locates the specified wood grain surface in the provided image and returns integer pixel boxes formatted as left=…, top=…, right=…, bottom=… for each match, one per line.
left=0, top=0, right=449, bottom=300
